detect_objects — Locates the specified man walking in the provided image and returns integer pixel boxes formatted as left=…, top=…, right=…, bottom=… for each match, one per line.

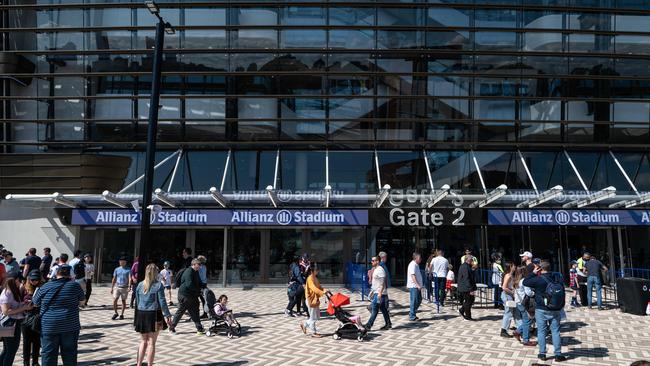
left=364, top=256, right=391, bottom=331
left=69, top=250, right=86, bottom=296
left=523, top=261, right=567, bottom=362
left=171, top=259, right=205, bottom=334
left=407, top=252, right=423, bottom=321
left=431, top=249, right=449, bottom=306
left=32, top=265, right=85, bottom=366
left=110, top=256, right=131, bottom=320
left=378, top=251, right=391, bottom=288
left=457, top=254, right=477, bottom=320
left=584, top=253, right=607, bottom=310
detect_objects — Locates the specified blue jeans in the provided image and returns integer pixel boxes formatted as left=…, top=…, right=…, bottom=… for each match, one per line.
left=41, top=331, right=80, bottom=366
left=535, top=309, right=562, bottom=357
left=409, top=287, right=422, bottom=320
left=0, top=318, right=22, bottom=366
left=515, top=304, right=530, bottom=342
left=587, top=275, right=602, bottom=307
left=501, top=292, right=514, bottom=330
left=366, top=294, right=391, bottom=329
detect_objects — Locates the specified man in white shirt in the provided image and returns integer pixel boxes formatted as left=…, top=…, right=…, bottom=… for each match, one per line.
left=364, top=256, right=391, bottom=331
left=431, top=249, right=449, bottom=306
left=407, top=252, right=423, bottom=321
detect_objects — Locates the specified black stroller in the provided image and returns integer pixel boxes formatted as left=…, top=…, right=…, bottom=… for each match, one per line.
left=202, top=288, right=241, bottom=339
left=326, top=292, right=367, bottom=342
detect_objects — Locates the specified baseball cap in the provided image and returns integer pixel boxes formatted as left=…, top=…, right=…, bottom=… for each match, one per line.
left=57, top=265, right=72, bottom=277
left=28, top=269, right=41, bottom=280
left=118, top=256, right=127, bottom=261
left=519, top=251, right=533, bottom=258
left=532, top=258, right=541, bottom=265
left=570, top=260, right=577, bottom=264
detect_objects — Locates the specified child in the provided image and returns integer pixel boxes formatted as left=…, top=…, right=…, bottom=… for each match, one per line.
left=445, top=264, right=455, bottom=299
left=569, top=260, right=580, bottom=307
left=159, top=261, right=173, bottom=306
left=215, top=294, right=238, bottom=327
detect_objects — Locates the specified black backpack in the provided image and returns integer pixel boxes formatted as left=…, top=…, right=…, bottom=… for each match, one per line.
left=542, top=276, right=565, bottom=311
left=73, top=260, right=85, bottom=280
left=174, top=268, right=186, bottom=288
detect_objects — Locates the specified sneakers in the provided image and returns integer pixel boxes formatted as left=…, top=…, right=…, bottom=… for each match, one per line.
left=200, top=313, right=209, bottom=319
left=119, top=315, right=124, bottom=320
left=523, top=341, right=537, bottom=347
left=379, top=324, right=392, bottom=330
left=500, top=329, right=512, bottom=338
left=196, top=329, right=205, bottom=335
left=555, top=355, right=568, bottom=362
left=538, top=354, right=546, bottom=361
left=284, top=309, right=295, bottom=317
left=111, top=313, right=118, bottom=320
left=168, top=328, right=176, bottom=335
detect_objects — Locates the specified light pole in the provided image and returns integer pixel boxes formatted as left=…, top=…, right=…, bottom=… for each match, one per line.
left=137, top=1, right=175, bottom=282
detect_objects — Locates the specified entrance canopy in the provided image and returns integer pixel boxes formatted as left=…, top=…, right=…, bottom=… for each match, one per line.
left=5, top=149, right=650, bottom=209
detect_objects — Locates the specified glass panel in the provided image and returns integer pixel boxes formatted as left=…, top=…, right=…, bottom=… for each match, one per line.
left=269, top=230, right=302, bottom=284
left=522, top=56, right=568, bottom=75
left=194, top=230, right=224, bottom=281
left=520, top=100, right=562, bottom=121
left=588, top=153, right=632, bottom=192
left=427, top=7, right=471, bottom=27
left=148, top=229, right=186, bottom=273
left=310, top=230, right=345, bottom=283
left=184, top=122, right=226, bottom=141
left=475, top=9, right=518, bottom=28
left=478, top=122, right=517, bottom=142
left=613, top=102, right=650, bottom=123
left=426, top=31, right=471, bottom=50
left=329, top=98, right=374, bottom=120
left=523, top=32, right=563, bottom=52
left=377, top=31, right=423, bottom=49
left=474, top=32, right=518, bottom=51
left=237, top=121, right=278, bottom=140
left=329, top=30, right=375, bottom=49
left=182, top=54, right=228, bottom=72
left=100, top=229, right=135, bottom=281
left=185, top=8, right=226, bottom=26
left=183, top=30, right=227, bottom=49
left=136, top=8, right=179, bottom=27
left=328, top=76, right=373, bottom=96
left=138, top=98, right=181, bottom=120
left=427, top=151, right=482, bottom=191
left=524, top=10, right=565, bottom=29
left=428, top=55, right=471, bottom=73
left=89, top=122, right=134, bottom=142
left=616, top=35, right=650, bottom=55
left=280, top=7, right=326, bottom=25
left=376, top=121, right=416, bottom=140
left=329, top=121, right=374, bottom=141
left=328, top=53, right=373, bottom=73
left=425, top=123, right=471, bottom=142
left=615, top=58, right=650, bottom=78
left=328, top=151, right=377, bottom=194
left=521, top=151, right=583, bottom=191
left=568, top=33, right=612, bottom=53
left=186, top=98, right=226, bottom=120
left=429, top=99, right=470, bottom=120
left=278, top=151, right=326, bottom=191
left=519, top=122, right=562, bottom=141
left=428, top=76, right=470, bottom=97
left=568, top=12, right=613, bottom=31
left=231, top=8, right=277, bottom=26
left=227, top=231, right=261, bottom=284
left=223, top=151, right=276, bottom=191
left=474, top=100, right=516, bottom=120
left=88, top=8, right=131, bottom=27
left=473, top=151, right=533, bottom=189
left=88, top=31, right=132, bottom=50
left=280, top=98, right=326, bottom=119
left=377, top=151, right=428, bottom=189
left=610, top=123, right=649, bottom=144
left=230, top=29, right=277, bottom=49
left=377, top=7, right=424, bottom=26
left=330, top=7, right=375, bottom=26
left=280, top=30, right=326, bottom=49
left=92, top=98, right=133, bottom=120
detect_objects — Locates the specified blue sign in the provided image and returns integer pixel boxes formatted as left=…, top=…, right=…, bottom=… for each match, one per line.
left=71, top=209, right=368, bottom=226
left=488, top=209, right=650, bottom=226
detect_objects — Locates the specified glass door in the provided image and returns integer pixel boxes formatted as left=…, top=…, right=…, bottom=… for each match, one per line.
left=100, top=229, right=135, bottom=282
left=195, top=230, right=224, bottom=281
left=149, top=230, right=187, bottom=271
left=226, top=230, right=261, bottom=284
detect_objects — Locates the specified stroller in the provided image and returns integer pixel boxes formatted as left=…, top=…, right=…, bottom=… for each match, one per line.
left=202, top=288, right=241, bottom=339
left=326, top=292, right=367, bottom=342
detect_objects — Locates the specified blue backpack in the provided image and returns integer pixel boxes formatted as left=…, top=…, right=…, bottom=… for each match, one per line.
left=542, top=276, right=565, bottom=311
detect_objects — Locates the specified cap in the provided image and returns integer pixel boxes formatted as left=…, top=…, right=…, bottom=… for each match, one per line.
left=28, top=269, right=41, bottom=280
left=532, top=258, right=541, bottom=265
left=163, top=261, right=170, bottom=267
left=570, top=260, right=577, bottom=264
left=57, top=265, right=72, bottom=277
left=519, top=251, right=533, bottom=258
left=83, top=253, right=92, bottom=258
left=118, top=256, right=127, bottom=261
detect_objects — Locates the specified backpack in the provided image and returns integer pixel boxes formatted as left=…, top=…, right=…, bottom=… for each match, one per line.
left=73, top=260, right=85, bottom=280
left=542, top=276, right=565, bottom=311
left=174, top=268, right=186, bottom=289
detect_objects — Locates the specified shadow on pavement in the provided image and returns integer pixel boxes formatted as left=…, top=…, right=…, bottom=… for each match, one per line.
left=82, top=323, right=129, bottom=330
left=428, top=314, right=459, bottom=321
left=476, top=315, right=502, bottom=321
left=561, top=321, right=589, bottom=332
left=191, top=362, right=248, bottom=366
left=78, top=356, right=129, bottom=365
left=79, top=346, right=109, bottom=354
left=565, top=347, right=610, bottom=359
left=392, top=321, right=430, bottom=330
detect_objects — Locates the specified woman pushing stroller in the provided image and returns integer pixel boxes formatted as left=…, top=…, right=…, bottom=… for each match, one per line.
left=300, top=264, right=328, bottom=338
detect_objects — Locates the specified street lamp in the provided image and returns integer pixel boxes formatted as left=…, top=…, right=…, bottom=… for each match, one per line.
left=137, top=0, right=175, bottom=282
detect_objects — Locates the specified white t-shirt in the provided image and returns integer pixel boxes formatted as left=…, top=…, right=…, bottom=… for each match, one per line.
left=370, top=265, right=387, bottom=295
left=69, top=258, right=81, bottom=279
left=407, top=260, right=422, bottom=289
left=48, top=264, right=60, bottom=279
left=159, top=268, right=172, bottom=287
left=446, top=271, right=455, bottom=282
left=431, top=256, right=449, bottom=278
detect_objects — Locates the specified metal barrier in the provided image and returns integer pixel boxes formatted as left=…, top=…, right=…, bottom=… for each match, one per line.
left=345, top=262, right=369, bottom=300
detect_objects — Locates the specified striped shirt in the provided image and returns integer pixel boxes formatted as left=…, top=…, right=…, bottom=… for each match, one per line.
left=32, top=278, right=85, bottom=334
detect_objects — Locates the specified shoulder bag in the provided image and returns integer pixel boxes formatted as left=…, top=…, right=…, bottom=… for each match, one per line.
left=24, top=282, right=66, bottom=334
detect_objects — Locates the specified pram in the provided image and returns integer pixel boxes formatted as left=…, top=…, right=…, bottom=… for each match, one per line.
left=326, top=292, right=367, bottom=342
left=202, top=288, right=241, bottom=339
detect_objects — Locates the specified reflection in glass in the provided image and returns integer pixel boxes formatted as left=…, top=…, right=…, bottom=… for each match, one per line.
left=475, top=9, right=518, bottom=28
left=222, top=151, right=276, bottom=191
left=230, top=29, right=277, bottom=49
left=378, top=151, right=428, bottom=189
left=329, top=121, right=374, bottom=141
left=185, top=8, right=226, bottom=26
left=186, top=98, right=226, bottom=120
left=183, top=30, right=227, bottom=49
left=519, top=122, right=562, bottom=141
left=328, top=151, right=376, bottom=193
left=231, top=8, right=277, bottom=26
left=88, top=8, right=131, bottom=27
left=280, top=7, right=326, bottom=25
left=426, top=123, right=470, bottom=142
left=474, top=100, right=516, bottom=120
left=475, top=32, right=518, bottom=51
left=280, top=30, right=326, bottom=49
left=329, top=30, right=375, bottom=49
left=330, top=7, right=374, bottom=26
left=523, top=32, right=563, bottom=52
left=427, top=7, right=471, bottom=27
left=426, top=31, right=471, bottom=50
left=378, top=31, right=422, bottom=49
left=278, top=151, right=326, bottom=191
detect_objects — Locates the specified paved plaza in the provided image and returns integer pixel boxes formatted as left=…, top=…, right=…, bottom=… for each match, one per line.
left=21, top=285, right=650, bottom=366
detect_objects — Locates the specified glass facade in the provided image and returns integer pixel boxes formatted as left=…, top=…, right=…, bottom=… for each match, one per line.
left=2, top=1, right=649, bottom=152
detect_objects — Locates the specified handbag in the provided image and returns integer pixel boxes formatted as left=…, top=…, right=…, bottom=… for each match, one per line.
left=0, top=315, right=16, bottom=338
left=26, top=282, right=66, bottom=334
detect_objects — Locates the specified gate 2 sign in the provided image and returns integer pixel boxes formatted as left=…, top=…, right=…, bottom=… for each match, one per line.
left=368, top=208, right=483, bottom=226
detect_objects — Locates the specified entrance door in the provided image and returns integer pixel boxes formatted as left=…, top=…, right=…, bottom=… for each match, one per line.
left=226, top=230, right=261, bottom=284
left=149, top=230, right=187, bottom=271
left=100, top=229, right=135, bottom=282
left=374, top=227, right=414, bottom=286
left=195, top=230, right=224, bottom=281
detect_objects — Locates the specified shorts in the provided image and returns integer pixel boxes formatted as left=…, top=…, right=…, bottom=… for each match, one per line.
left=164, top=285, right=171, bottom=290
left=445, top=280, right=452, bottom=290
left=113, top=287, right=129, bottom=301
